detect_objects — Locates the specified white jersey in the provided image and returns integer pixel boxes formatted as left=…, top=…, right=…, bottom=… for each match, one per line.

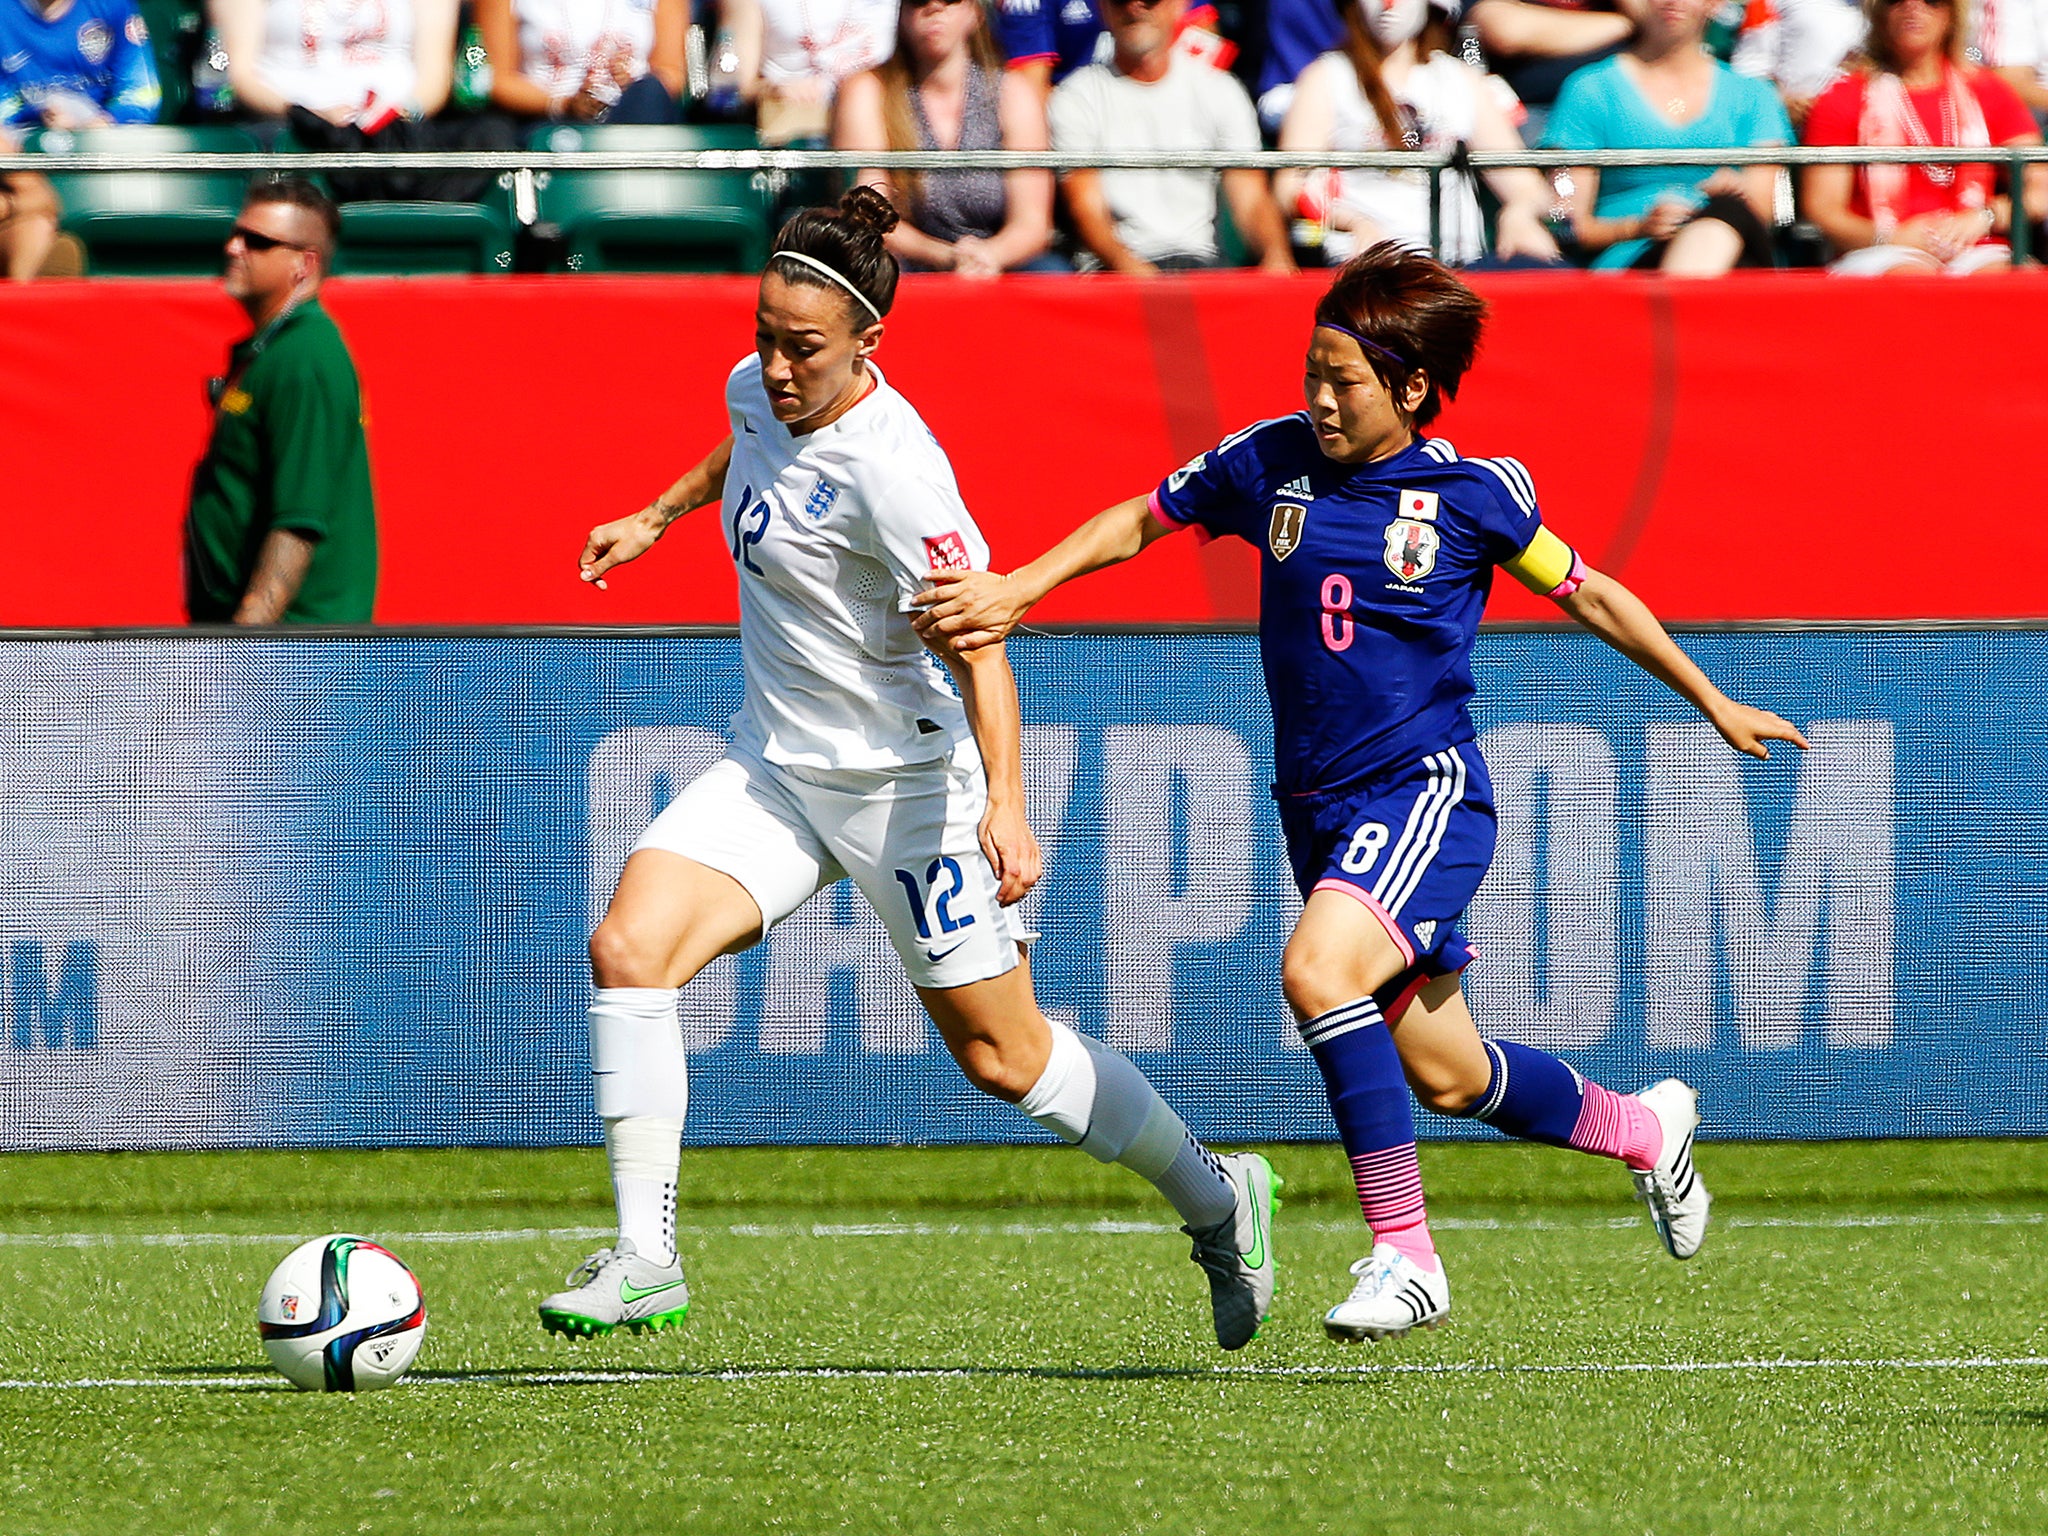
left=756, top=0, right=896, bottom=87
left=720, top=355, right=986, bottom=772
left=259, top=0, right=419, bottom=113
left=514, top=0, right=657, bottom=104
left=1319, top=51, right=1490, bottom=266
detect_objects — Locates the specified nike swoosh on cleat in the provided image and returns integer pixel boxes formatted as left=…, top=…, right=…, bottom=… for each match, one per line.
left=1239, top=1166, right=1270, bottom=1270
left=618, top=1277, right=688, bottom=1304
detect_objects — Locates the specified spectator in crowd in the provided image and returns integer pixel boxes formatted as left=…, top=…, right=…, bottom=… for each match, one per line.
left=992, top=0, right=1225, bottom=99
left=185, top=177, right=377, bottom=626
left=1277, top=0, right=1564, bottom=265
left=1969, top=0, right=2048, bottom=118
left=210, top=0, right=512, bottom=199
left=1257, top=0, right=1343, bottom=129
left=1466, top=0, right=1641, bottom=126
left=0, top=127, right=83, bottom=277
left=476, top=0, right=689, bottom=124
left=1727, top=0, right=1864, bottom=127
left=1050, top=0, right=1296, bottom=272
left=834, top=0, right=1058, bottom=274
left=1802, top=0, right=2046, bottom=273
left=0, top=0, right=161, bottom=127
left=1544, top=0, right=1792, bottom=272
left=721, top=0, right=897, bottom=143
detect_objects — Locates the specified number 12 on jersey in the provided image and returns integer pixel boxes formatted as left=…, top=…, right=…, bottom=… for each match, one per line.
left=730, top=485, right=770, bottom=574
left=894, top=858, right=977, bottom=941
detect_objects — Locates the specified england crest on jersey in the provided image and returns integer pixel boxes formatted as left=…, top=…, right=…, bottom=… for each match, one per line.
left=1383, top=516, right=1439, bottom=583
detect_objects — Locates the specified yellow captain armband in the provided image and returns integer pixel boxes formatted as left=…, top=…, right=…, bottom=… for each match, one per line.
left=1503, top=526, right=1587, bottom=599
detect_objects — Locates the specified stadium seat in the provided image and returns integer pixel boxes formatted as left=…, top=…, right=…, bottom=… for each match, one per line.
left=25, top=125, right=257, bottom=275
left=268, top=127, right=519, bottom=275
left=331, top=188, right=519, bottom=275
left=532, top=124, right=771, bottom=274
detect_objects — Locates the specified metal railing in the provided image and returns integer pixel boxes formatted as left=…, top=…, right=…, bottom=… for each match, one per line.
left=4, top=144, right=2043, bottom=262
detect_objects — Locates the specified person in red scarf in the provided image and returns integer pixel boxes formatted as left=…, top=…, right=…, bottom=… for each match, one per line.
left=1802, top=0, right=2046, bottom=273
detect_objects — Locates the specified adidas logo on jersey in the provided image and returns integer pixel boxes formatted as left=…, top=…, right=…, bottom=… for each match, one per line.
left=1276, top=476, right=1314, bottom=502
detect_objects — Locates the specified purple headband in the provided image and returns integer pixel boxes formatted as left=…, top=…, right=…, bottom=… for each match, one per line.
left=1315, top=319, right=1412, bottom=373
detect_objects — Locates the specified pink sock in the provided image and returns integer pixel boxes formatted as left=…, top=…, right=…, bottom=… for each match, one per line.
left=1352, top=1143, right=1439, bottom=1270
left=1569, top=1082, right=1663, bottom=1171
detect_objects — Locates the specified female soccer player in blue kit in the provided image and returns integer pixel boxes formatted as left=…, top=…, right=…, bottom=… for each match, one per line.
left=915, top=243, right=1808, bottom=1341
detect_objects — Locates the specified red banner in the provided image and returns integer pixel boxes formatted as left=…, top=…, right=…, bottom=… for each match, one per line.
left=4, top=271, right=2045, bottom=626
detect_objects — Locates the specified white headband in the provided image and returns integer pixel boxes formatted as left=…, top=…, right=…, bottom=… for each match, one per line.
left=770, top=249, right=882, bottom=325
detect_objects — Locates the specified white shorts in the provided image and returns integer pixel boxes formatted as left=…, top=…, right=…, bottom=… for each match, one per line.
left=1830, top=241, right=2010, bottom=277
left=632, top=745, right=1034, bottom=990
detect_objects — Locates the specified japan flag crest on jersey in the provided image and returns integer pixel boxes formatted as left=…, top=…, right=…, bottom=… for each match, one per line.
left=923, top=532, right=973, bottom=572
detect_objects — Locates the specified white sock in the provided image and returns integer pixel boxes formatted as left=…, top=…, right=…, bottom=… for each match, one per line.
left=590, top=987, right=689, bottom=1268
left=607, top=1117, right=681, bottom=1268
left=1018, top=1018, right=1236, bottom=1228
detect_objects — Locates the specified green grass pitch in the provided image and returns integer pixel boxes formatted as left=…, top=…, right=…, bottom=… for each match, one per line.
left=3, top=1139, right=2046, bottom=1535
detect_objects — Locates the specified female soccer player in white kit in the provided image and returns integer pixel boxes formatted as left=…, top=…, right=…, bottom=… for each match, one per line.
left=541, top=187, right=1278, bottom=1350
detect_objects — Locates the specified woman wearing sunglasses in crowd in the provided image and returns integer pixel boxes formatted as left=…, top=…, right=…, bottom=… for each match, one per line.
left=1801, top=0, right=2047, bottom=274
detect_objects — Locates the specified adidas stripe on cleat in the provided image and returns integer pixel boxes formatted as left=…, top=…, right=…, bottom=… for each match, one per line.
left=1322, top=1243, right=1450, bottom=1343
left=537, top=1237, right=691, bottom=1340
left=1632, top=1078, right=1710, bottom=1260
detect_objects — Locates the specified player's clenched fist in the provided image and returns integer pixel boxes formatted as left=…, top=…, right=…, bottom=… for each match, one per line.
left=978, top=800, right=1042, bottom=907
left=578, top=507, right=666, bottom=589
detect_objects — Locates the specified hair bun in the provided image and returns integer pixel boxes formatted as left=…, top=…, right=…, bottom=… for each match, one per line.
left=839, top=184, right=901, bottom=238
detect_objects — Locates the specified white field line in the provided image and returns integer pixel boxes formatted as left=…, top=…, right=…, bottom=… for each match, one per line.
left=4, top=1357, right=2048, bottom=1392
left=0, top=1211, right=2044, bottom=1249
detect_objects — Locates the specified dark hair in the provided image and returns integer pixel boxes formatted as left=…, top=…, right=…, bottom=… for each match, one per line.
left=1337, top=4, right=1455, bottom=158
left=243, top=174, right=340, bottom=266
left=1860, top=0, right=1968, bottom=75
left=1314, top=243, right=1486, bottom=426
left=768, top=185, right=901, bottom=327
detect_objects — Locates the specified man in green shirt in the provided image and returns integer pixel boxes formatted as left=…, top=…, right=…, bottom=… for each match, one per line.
left=183, top=176, right=377, bottom=625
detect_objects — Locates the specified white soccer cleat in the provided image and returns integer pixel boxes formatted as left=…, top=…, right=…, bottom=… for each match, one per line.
left=1182, top=1151, right=1280, bottom=1350
left=1632, top=1078, right=1711, bottom=1260
left=538, top=1237, right=691, bottom=1339
left=1322, top=1243, right=1450, bottom=1343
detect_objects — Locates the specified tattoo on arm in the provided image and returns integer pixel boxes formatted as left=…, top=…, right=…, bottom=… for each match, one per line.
left=232, top=528, right=317, bottom=625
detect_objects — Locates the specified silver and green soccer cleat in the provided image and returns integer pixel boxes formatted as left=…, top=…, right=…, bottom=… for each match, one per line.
left=538, top=1238, right=691, bottom=1339
left=1183, top=1151, right=1281, bottom=1350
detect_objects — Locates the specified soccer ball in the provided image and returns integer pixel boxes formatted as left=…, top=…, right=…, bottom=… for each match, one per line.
left=257, top=1234, right=427, bottom=1392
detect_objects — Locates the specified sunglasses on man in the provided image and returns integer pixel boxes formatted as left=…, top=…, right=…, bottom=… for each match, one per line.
left=230, top=224, right=316, bottom=253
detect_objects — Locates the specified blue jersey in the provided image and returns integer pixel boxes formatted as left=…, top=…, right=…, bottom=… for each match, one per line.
left=0, top=0, right=160, bottom=127
left=991, top=0, right=1103, bottom=80
left=1152, top=415, right=1555, bottom=797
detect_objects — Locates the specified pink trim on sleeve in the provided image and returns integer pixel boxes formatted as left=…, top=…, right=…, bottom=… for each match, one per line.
left=1548, top=551, right=1588, bottom=599
left=1148, top=489, right=1209, bottom=544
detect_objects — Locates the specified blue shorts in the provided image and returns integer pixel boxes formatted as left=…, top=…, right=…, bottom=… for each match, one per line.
left=1276, top=743, right=1495, bottom=1011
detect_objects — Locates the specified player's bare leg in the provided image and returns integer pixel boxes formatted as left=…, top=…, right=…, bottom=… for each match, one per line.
left=1283, top=892, right=1450, bottom=1341
left=541, top=851, right=765, bottom=1339
left=1387, top=973, right=1710, bottom=1260
left=918, top=956, right=1278, bottom=1350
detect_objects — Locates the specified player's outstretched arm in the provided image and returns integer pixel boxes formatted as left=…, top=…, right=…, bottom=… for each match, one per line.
left=924, top=633, right=1042, bottom=905
left=1555, top=568, right=1810, bottom=760
left=912, top=493, right=1173, bottom=650
left=578, top=435, right=734, bottom=589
